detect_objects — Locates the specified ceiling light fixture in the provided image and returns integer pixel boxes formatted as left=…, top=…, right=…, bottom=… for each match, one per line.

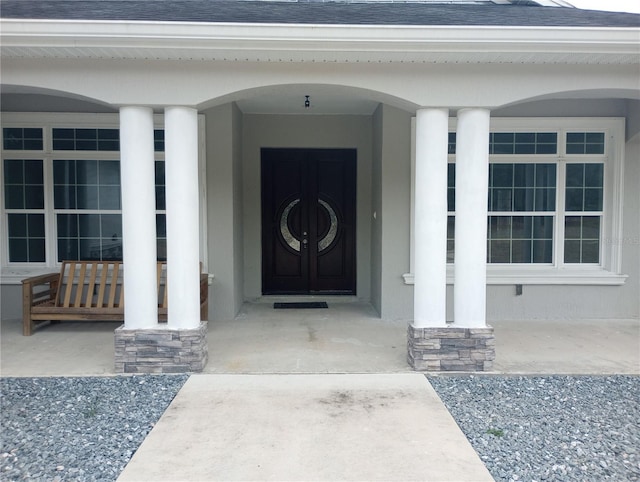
left=304, top=95, right=310, bottom=109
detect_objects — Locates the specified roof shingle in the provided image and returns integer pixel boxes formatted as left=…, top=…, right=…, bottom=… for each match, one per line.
left=1, top=0, right=639, bottom=27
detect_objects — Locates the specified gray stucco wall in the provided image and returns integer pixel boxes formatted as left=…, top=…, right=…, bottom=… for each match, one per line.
left=370, top=106, right=383, bottom=314
left=241, top=114, right=373, bottom=302
left=205, top=103, right=245, bottom=320
left=377, top=105, right=413, bottom=320
left=1, top=284, right=22, bottom=321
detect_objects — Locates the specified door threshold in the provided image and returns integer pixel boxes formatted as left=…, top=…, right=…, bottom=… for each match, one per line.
left=254, top=295, right=360, bottom=304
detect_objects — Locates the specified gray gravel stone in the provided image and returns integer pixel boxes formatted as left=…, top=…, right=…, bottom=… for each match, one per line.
left=1, top=375, right=188, bottom=482
left=429, top=375, right=640, bottom=482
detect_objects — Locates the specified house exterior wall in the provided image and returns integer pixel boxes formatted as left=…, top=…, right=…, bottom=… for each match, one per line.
left=377, top=105, right=414, bottom=320
left=241, top=114, right=373, bottom=302
left=204, top=103, right=245, bottom=320
left=371, top=106, right=383, bottom=314
left=2, top=58, right=638, bottom=112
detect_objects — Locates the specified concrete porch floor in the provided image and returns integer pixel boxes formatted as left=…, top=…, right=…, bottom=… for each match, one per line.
left=1, top=301, right=638, bottom=376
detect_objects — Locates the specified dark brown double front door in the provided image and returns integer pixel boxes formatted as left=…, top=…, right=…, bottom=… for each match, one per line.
left=261, top=148, right=356, bottom=295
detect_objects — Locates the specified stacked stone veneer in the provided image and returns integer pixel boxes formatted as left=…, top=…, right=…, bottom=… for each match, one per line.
left=408, top=324, right=495, bottom=371
left=115, top=321, right=208, bottom=374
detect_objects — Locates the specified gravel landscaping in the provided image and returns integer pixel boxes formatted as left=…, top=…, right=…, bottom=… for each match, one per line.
left=1, top=375, right=188, bottom=482
left=2, top=374, right=638, bottom=481
left=430, top=375, right=640, bottom=482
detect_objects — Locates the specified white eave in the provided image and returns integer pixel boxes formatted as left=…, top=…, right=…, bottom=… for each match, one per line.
left=1, top=19, right=639, bottom=64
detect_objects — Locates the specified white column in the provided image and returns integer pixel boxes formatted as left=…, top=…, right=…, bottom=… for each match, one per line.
left=413, top=108, right=449, bottom=328
left=164, top=106, right=201, bottom=329
left=454, top=108, right=490, bottom=327
left=119, top=106, right=158, bottom=329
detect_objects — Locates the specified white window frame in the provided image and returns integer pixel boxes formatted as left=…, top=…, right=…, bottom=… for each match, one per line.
left=0, top=112, right=208, bottom=284
left=404, top=116, right=626, bottom=286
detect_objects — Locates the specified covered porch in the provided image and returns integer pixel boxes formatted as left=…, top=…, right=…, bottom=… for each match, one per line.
left=1, top=304, right=638, bottom=377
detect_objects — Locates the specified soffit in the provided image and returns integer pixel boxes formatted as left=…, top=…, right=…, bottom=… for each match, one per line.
left=1, top=21, right=639, bottom=65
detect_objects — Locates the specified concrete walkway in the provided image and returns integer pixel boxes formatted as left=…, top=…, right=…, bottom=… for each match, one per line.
left=117, top=374, right=494, bottom=482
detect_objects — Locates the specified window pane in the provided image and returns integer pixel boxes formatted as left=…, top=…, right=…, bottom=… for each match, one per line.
left=4, top=159, right=24, bottom=184
left=566, top=164, right=584, bottom=187
left=564, top=216, right=601, bottom=264
left=564, top=216, right=581, bottom=239
left=8, top=214, right=45, bottom=262
left=8, top=214, right=27, bottom=237
left=584, top=164, right=603, bottom=187
left=511, top=216, right=532, bottom=239
left=564, top=240, right=581, bottom=263
left=4, top=160, right=44, bottom=209
left=532, top=240, right=553, bottom=263
left=53, top=160, right=76, bottom=184
left=3, top=127, right=43, bottom=150
left=76, top=185, right=99, bottom=209
left=24, top=160, right=44, bottom=184
left=57, top=214, right=79, bottom=237
left=566, top=132, right=605, bottom=155
left=99, top=161, right=120, bottom=185
left=582, top=216, right=600, bottom=239
left=565, top=188, right=584, bottom=211
left=77, top=160, right=98, bottom=184
left=491, top=189, right=512, bottom=211
left=446, top=216, right=455, bottom=263
left=582, top=240, right=600, bottom=263
left=56, top=214, right=123, bottom=261
left=490, top=217, right=511, bottom=239
left=565, top=163, right=604, bottom=213
left=28, top=239, right=46, bottom=262
left=154, top=130, right=165, bottom=152
left=534, top=188, right=555, bottom=212
left=54, top=186, right=77, bottom=209
left=490, top=240, right=510, bottom=263
left=53, top=128, right=119, bottom=151
left=101, top=214, right=122, bottom=239
left=535, top=164, right=556, bottom=187
left=99, top=186, right=121, bottom=210
left=511, top=240, right=532, bottom=263
left=4, top=185, right=24, bottom=209
left=513, top=188, right=533, bottom=212
left=491, top=164, right=513, bottom=187
left=78, top=214, right=101, bottom=237
left=514, top=164, right=535, bottom=187
left=58, top=239, right=79, bottom=262
left=584, top=188, right=603, bottom=211
left=8, top=239, right=28, bottom=262
left=533, top=216, right=553, bottom=239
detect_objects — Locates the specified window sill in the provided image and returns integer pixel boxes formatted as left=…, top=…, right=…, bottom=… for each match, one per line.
left=402, top=267, right=628, bottom=286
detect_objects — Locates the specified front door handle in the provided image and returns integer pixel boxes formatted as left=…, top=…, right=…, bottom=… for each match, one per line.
left=302, top=239, right=308, bottom=248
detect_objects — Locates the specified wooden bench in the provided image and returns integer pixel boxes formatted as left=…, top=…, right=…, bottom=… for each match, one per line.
left=22, top=260, right=209, bottom=336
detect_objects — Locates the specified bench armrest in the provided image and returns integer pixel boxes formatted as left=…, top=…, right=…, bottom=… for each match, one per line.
left=21, top=272, right=60, bottom=287
left=22, top=272, right=60, bottom=336
left=22, top=272, right=60, bottom=306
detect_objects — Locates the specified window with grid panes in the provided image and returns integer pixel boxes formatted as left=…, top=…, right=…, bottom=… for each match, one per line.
left=446, top=129, right=607, bottom=266
left=2, top=125, right=167, bottom=264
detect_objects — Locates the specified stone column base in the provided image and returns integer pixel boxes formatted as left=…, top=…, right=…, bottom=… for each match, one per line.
left=115, top=321, right=208, bottom=374
left=407, top=324, right=495, bottom=372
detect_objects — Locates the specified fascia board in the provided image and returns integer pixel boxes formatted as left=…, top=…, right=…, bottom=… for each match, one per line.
left=1, top=19, right=639, bottom=59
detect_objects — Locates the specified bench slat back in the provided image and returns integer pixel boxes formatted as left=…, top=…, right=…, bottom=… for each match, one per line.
left=56, top=261, right=169, bottom=309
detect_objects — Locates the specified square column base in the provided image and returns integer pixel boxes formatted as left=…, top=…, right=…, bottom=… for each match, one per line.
left=407, top=324, right=495, bottom=372
left=115, top=322, right=208, bottom=374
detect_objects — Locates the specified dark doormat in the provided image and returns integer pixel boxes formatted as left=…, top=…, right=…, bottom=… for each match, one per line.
left=273, top=302, right=328, bottom=309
